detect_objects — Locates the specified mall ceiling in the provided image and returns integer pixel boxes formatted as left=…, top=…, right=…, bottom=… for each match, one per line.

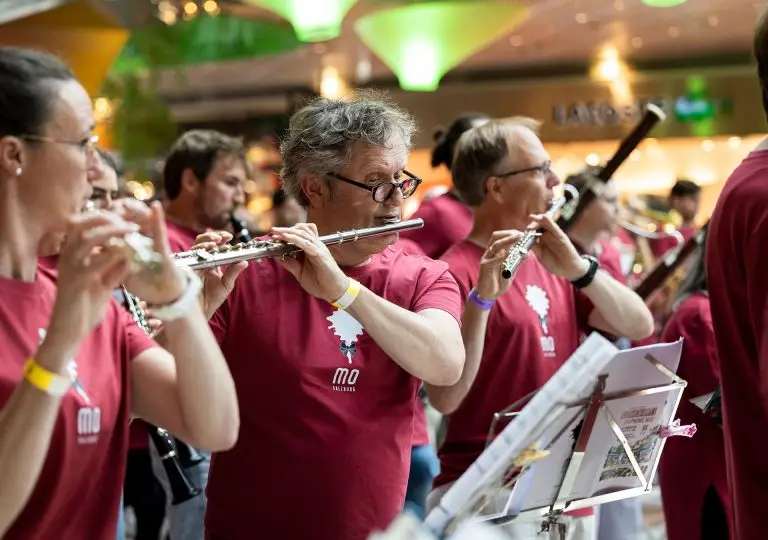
left=157, top=0, right=761, bottom=96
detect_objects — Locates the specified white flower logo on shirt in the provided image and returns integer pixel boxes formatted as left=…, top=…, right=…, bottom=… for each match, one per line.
left=525, top=285, right=551, bottom=334
left=327, top=310, right=364, bottom=364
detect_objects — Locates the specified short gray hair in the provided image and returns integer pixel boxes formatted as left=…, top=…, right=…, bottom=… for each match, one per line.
left=452, top=116, right=542, bottom=206
left=280, top=90, right=417, bottom=207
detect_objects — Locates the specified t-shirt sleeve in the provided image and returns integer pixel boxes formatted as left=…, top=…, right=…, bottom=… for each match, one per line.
left=116, top=301, right=159, bottom=362
left=410, top=258, right=463, bottom=325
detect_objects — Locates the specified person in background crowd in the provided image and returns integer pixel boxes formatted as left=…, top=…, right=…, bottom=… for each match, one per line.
left=197, top=91, right=465, bottom=540
left=651, top=179, right=701, bottom=258
left=149, top=128, right=249, bottom=540
left=0, top=46, right=239, bottom=540
left=399, top=114, right=490, bottom=259
left=660, top=229, right=730, bottom=540
left=427, top=117, right=654, bottom=539
left=272, top=187, right=306, bottom=227
left=706, top=9, right=768, bottom=539
left=93, top=148, right=121, bottom=208
left=564, top=173, right=625, bottom=283
left=162, top=129, right=248, bottom=250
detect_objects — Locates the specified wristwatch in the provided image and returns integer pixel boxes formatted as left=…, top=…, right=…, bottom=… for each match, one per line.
left=570, top=254, right=600, bottom=289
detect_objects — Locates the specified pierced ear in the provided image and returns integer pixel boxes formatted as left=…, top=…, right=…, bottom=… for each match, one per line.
left=180, top=168, right=201, bottom=195
left=300, top=172, right=325, bottom=208
left=0, top=136, right=24, bottom=178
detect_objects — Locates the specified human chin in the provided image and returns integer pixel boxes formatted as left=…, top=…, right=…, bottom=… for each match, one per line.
left=362, top=233, right=396, bottom=255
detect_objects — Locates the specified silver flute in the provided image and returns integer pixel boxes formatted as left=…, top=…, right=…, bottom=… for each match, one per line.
left=500, top=194, right=576, bottom=279
left=173, top=218, right=425, bottom=270
left=82, top=201, right=164, bottom=273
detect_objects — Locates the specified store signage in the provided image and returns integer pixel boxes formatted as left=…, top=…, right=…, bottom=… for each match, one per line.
left=552, top=98, right=669, bottom=127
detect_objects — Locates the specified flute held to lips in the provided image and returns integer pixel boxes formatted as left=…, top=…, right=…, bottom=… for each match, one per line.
left=500, top=191, right=577, bottom=279
left=172, top=218, right=425, bottom=271
left=82, top=201, right=164, bottom=274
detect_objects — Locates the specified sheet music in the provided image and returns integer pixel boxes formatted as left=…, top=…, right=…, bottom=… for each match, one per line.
left=495, top=340, right=684, bottom=512
left=425, top=332, right=619, bottom=534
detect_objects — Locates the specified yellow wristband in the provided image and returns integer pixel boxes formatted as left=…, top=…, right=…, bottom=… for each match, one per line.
left=23, top=358, right=71, bottom=397
left=331, top=278, right=361, bottom=310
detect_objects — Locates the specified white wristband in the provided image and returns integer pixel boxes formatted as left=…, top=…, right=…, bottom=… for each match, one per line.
left=148, top=267, right=202, bottom=322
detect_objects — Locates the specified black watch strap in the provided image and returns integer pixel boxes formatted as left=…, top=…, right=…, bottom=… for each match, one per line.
left=571, top=255, right=600, bottom=289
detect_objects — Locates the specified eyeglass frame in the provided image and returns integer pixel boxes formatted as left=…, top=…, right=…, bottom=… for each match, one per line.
left=18, top=134, right=99, bottom=153
left=495, top=160, right=554, bottom=179
left=327, top=170, right=423, bottom=202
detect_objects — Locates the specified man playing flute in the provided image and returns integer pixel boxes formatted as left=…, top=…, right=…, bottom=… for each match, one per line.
left=427, top=117, right=654, bottom=539
left=199, top=91, right=466, bottom=540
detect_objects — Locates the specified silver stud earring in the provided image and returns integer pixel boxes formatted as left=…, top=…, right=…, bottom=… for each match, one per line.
left=15, top=168, right=21, bottom=176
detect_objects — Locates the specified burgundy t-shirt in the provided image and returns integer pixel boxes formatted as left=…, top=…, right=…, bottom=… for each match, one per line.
left=394, top=238, right=432, bottom=447
left=651, top=224, right=696, bottom=258
left=436, top=241, right=594, bottom=516
left=706, top=149, right=768, bottom=540
left=0, top=265, right=155, bottom=539
left=659, top=293, right=729, bottom=540
left=573, top=238, right=625, bottom=284
left=165, top=218, right=201, bottom=253
left=400, top=193, right=472, bottom=259
left=204, top=246, right=462, bottom=540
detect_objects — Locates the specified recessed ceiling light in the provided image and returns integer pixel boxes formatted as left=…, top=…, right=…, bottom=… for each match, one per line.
left=642, top=0, right=687, bottom=6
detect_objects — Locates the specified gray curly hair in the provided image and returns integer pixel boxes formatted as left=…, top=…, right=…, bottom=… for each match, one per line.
left=280, top=90, right=417, bottom=208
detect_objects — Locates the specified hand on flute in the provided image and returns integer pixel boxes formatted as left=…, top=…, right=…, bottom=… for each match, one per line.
left=476, top=230, right=526, bottom=300
left=529, top=213, right=590, bottom=281
left=270, top=223, right=350, bottom=304
left=189, top=230, right=248, bottom=319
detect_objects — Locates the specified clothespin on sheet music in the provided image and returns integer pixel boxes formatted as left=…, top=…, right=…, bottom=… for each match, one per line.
left=659, top=419, right=697, bottom=439
left=512, top=443, right=551, bottom=468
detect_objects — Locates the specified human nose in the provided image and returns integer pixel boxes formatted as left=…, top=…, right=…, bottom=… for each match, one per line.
left=234, top=183, right=245, bottom=206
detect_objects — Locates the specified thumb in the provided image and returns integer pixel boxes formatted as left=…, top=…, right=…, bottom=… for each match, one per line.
left=221, top=261, right=248, bottom=292
left=275, top=257, right=302, bottom=278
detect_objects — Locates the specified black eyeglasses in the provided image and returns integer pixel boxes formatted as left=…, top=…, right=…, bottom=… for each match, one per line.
left=497, top=160, right=554, bottom=179
left=20, top=134, right=99, bottom=154
left=327, top=170, right=422, bottom=203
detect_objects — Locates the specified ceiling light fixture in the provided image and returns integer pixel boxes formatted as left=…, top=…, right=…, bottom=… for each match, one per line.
left=354, top=1, right=530, bottom=91
left=642, top=0, right=687, bottom=6
left=245, top=0, right=358, bottom=42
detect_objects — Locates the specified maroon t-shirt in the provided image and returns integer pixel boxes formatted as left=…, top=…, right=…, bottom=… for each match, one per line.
left=204, top=246, right=462, bottom=540
left=436, top=241, right=594, bottom=516
left=0, top=265, right=155, bottom=539
left=394, top=238, right=432, bottom=446
left=659, top=293, right=729, bottom=540
left=651, top=224, right=696, bottom=258
left=165, top=218, right=201, bottom=253
left=400, top=193, right=472, bottom=259
left=706, top=149, right=768, bottom=540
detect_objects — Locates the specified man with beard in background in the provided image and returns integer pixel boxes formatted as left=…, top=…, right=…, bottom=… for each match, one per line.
left=149, top=129, right=249, bottom=540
